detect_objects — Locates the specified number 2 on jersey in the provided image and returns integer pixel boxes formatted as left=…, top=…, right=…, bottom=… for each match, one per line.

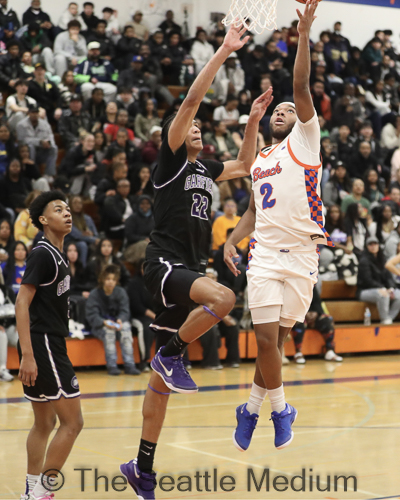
left=191, top=193, right=208, bottom=220
left=260, top=183, right=276, bottom=209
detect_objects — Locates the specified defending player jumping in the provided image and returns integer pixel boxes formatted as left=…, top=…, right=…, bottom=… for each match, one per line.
left=15, top=191, right=83, bottom=500
left=224, top=0, right=333, bottom=452
left=119, top=23, right=274, bottom=499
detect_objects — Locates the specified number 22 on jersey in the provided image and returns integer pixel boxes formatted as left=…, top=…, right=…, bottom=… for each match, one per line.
left=260, top=183, right=276, bottom=209
left=191, top=193, right=209, bottom=220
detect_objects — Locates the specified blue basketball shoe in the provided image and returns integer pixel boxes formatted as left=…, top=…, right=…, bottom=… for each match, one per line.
left=151, top=348, right=198, bottom=394
left=120, top=459, right=157, bottom=500
left=270, top=403, right=298, bottom=449
left=233, top=403, right=258, bottom=452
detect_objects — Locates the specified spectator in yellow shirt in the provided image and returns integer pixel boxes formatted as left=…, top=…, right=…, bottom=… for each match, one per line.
left=212, top=198, right=250, bottom=252
left=13, top=191, right=40, bottom=250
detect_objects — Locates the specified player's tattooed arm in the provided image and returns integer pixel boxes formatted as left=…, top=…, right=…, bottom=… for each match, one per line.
left=293, top=0, right=319, bottom=123
left=224, top=192, right=256, bottom=276
left=15, top=284, right=38, bottom=387
left=217, top=88, right=274, bottom=180
left=168, top=23, right=249, bottom=153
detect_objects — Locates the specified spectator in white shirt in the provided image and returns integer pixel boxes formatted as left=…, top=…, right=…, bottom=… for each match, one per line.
left=5, top=79, right=42, bottom=132
left=213, top=94, right=240, bottom=129
left=191, top=29, right=215, bottom=75
left=58, top=2, right=87, bottom=31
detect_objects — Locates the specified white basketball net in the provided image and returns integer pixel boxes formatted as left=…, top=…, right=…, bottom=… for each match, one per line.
left=222, top=0, right=278, bottom=34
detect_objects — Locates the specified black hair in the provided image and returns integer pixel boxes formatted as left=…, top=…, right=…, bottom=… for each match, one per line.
left=65, top=241, right=84, bottom=270
left=226, top=94, right=239, bottom=103
left=6, top=40, right=19, bottom=50
left=325, top=205, right=344, bottom=234
left=67, top=20, right=81, bottom=30
left=96, top=19, right=107, bottom=27
left=98, top=264, right=120, bottom=287
left=29, top=190, right=67, bottom=231
left=83, top=2, right=94, bottom=7
left=3, top=241, right=28, bottom=287
left=91, top=87, right=104, bottom=95
left=102, top=7, right=113, bottom=14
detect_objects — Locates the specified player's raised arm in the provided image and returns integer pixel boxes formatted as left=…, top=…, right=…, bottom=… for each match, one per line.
left=217, top=88, right=274, bottom=180
left=15, top=284, right=38, bottom=387
left=293, top=0, right=319, bottom=123
left=168, top=23, right=250, bottom=153
left=224, top=192, right=256, bottom=276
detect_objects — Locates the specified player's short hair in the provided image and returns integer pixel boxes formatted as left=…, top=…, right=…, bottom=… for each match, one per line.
left=29, top=190, right=67, bottom=231
left=98, top=264, right=120, bottom=286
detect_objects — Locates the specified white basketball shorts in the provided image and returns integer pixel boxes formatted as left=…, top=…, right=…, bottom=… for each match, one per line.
left=247, top=240, right=319, bottom=323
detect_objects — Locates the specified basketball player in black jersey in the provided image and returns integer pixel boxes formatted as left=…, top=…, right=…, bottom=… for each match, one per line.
left=120, top=23, right=274, bottom=499
left=15, top=191, right=83, bottom=500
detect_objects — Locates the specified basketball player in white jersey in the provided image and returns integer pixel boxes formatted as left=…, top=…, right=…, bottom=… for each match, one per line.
left=224, top=0, right=332, bottom=451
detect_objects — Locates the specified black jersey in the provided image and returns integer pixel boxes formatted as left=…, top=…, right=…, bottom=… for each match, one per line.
left=22, top=237, right=70, bottom=337
left=146, top=138, right=224, bottom=271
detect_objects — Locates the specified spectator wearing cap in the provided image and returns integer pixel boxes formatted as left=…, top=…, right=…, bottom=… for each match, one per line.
left=134, top=99, right=161, bottom=143
left=102, top=7, right=120, bottom=44
left=142, top=125, right=162, bottom=165
left=74, top=41, right=117, bottom=103
left=0, top=0, right=20, bottom=31
left=190, top=29, right=215, bottom=75
left=22, top=1, right=53, bottom=39
left=58, top=94, right=92, bottom=149
left=357, top=235, right=400, bottom=325
left=114, top=25, right=142, bottom=71
left=27, top=62, right=62, bottom=122
left=58, top=2, right=87, bottom=31
left=214, top=52, right=245, bottom=104
left=127, top=10, right=149, bottom=41
left=80, top=2, right=99, bottom=38
left=5, top=79, right=40, bottom=132
left=0, top=41, right=30, bottom=93
left=86, top=19, right=115, bottom=60
left=20, top=23, right=55, bottom=75
left=16, top=106, right=58, bottom=178
left=213, top=94, right=240, bottom=129
left=54, top=19, right=87, bottom=77
left=117, top=55, right=146, bottom=95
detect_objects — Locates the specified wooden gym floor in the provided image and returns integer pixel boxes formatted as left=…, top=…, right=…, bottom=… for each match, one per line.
left=0, top=354, right=400, bottom=500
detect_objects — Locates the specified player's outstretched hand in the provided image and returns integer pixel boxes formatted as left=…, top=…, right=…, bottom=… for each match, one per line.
left=224, top=242, right=241, bottom=277
left=19, top=354, right=38, bottom=387
left=250, top=86, right=274, bottom=122
left=222, top=21, right=250, bottom=53
left=296, top=0, right=318, bottom=36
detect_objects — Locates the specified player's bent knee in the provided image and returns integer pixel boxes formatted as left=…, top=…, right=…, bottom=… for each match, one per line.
left=211, top=287, right=236, bottom=316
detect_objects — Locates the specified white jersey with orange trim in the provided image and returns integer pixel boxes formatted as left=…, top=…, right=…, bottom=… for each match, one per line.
left=251, top=112, right=333, bottom=249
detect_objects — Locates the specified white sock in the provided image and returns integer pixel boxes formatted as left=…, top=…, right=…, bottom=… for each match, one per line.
left=267, top=384, right=286, bottom=413
left=32, top=474, right=56, bottom=498
left=26, top=474, right=40, bottom=493
left=246, top=382, right=268, bottom=415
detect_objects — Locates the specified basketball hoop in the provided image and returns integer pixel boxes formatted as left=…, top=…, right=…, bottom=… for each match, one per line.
left=222, top=0, right=278, bottom=34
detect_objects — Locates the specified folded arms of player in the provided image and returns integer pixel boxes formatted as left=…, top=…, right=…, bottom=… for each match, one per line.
left=168, top=23, right=250, bottom=154
left=15, top=283, right=38, bottom=387
left=224, top=191, right=256, bottom=276
left=293, top=0, right=319, bottom=124
left=217, top=88, right=274, bottom=181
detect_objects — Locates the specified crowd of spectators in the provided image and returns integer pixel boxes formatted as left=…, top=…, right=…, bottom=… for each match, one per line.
left=1, top=1, right=400, bottom=378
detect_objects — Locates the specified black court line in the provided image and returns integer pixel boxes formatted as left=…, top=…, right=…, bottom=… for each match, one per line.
left=1, top=372, right=400, bottom=405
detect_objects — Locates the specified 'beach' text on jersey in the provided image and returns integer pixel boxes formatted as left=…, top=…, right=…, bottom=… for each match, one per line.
left=253, top=162, right=282, bottom=183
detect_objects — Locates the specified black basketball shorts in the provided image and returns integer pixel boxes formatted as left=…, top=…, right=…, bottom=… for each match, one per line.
left=18, top=333, right=80, bottom=402
left=144, top=258, right=203, bottom=344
